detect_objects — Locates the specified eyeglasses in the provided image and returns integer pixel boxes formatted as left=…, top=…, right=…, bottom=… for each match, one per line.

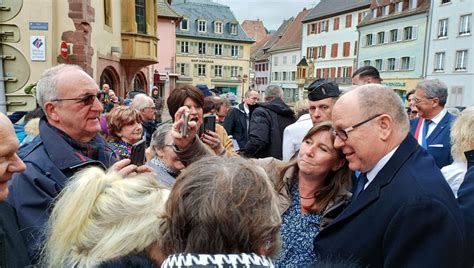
left=51, top=93, right=99, bottom=106
left=412, top=96, right=433, bottom=104
left=144, top=106, right=156, bottom=110
left=333, top=114, right=382, bottom=141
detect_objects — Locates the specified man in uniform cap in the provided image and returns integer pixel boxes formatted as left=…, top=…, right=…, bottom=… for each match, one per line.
left=307, top=79, right=341, bottom=124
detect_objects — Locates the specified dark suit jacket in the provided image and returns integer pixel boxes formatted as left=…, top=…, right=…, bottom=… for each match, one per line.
left=223, top=103, right=248, bottom=149
left=314, top=135, right=466, bottom=267
left=457, top=150, right=474, bottom=266
left=409, top=112, right=455, bottom=168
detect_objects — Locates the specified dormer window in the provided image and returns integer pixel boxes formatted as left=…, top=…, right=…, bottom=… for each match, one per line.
left=180, top=18, right=189, bottom=31
left=214, top=21, right=223, bottom=34
left=198, top=20, right=207, bottom=33
left=230, top=23, right=238, bottom=35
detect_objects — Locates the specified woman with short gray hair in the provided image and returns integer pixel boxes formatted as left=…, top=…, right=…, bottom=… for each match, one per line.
left=147, top=123, right=185, bottom=188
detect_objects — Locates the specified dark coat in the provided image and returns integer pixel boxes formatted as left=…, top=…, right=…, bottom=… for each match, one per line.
left=244, top=98, right=295, bottom=160
left=0, top=202, right=30, bottom=268
left=457, top=149, right=474, bottom=266
left=223, top=102, right=249, bottom=149
left=142, top=120, right=157, bottom=148
left=314, top=135, right=466, bottom=267
left=7, top=118, right=117, bottom=262
left=409, top=112, right=455, bottom=168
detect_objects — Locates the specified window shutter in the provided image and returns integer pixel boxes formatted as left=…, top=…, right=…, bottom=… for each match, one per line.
left=316, top=22, right=321, bottom=34
left=239, top=46, right=244, bottom=58
left=331, top=43, right=338, bottom=58
left=194, top=64, right=198, bottom=76
left=337, top=67, right=341, bottom=77
left=381, top=59, right=386, bottom=71
left=395, top=58, right=401, bottom=71
left=211, top=65, right=215, bottom=78
left=384, top=31, right=389, bottom=43
left=307, top=24, right=311, bottom=35
left=348, top=66, right=352, bottom=77
left=334, top=17, right=339, bottom=31
left=346, top=14, right=352, bottom=28
left=330, top=67, right=336, bottom=78
left=358, top=12, right=362, bottom=24
left=207, top=43, right=213, bottom=55
left=354, top=40, right=358, bottom=56
left=343, top=42, right=350, bottom=57
left=412, top=26, right=418, bottom=40
left=316, top=68, right=321, bottom=78
left=409, top=57, right=415, bottom=70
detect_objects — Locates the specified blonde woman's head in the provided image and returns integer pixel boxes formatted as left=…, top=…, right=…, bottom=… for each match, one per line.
left=42, top=167, right=169, bottom=267
left=451, top=107, right=474, bottom=162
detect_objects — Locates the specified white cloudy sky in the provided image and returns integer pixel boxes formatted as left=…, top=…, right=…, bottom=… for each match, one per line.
left=216, top=0, right=320, bottom=31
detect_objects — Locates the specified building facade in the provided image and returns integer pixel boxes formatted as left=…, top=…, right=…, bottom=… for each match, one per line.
left=425, top=0, right=473, bottom=107
left=301, top=0, right=371, bottom=87
left=357, top=0, right=429, bottom=96
left=172, top=0, right=254, bottom=99
left=154, top=0, right=181, bottom=99
left=1, top=0, right=158, bottom=113
left=268, top=8, right=311, bottom=102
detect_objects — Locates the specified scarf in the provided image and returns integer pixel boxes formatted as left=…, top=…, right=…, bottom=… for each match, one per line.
left=162, top=253, right=275, bottom=268
left=110, top=140, right=132, bottom=160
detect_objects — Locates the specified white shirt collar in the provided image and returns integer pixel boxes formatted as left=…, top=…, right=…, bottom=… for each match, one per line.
left=430, top=108, right=447, bottom=125
left=365, top=145, right=399, bottom=189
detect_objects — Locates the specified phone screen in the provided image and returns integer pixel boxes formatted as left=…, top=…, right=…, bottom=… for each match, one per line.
left=203, top=115, right=216, bottom=133
left=130, top=139, right=146, bottom=166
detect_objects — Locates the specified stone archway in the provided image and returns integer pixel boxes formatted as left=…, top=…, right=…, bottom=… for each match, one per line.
left=132, top=71, right=148, bottom=93
left=99, top=66, right=121, bottom=97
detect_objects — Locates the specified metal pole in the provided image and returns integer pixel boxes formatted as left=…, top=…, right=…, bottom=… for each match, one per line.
left=0, top=44, right=7, bottom=114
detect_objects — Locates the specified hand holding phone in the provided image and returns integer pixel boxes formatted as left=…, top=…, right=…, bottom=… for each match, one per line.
left=130, top=139, right=146, bottom=166
left=202, top=114, right=216, bottom=133
left=180, top=112, right=190, bottom=137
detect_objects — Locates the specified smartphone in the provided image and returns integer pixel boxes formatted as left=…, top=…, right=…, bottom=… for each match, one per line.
left=130, top=139, right=146, bottom=166
left=202, top=114, right=216, bottom=133
left=180, top=112, right=190, bottom=137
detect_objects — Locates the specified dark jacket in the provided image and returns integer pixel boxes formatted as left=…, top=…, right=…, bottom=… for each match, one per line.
left=7, top=118, right=117, bottom=262
left=457, top=149, right=474, bottom=266
left=0, top=202, right=30, bottom=268
left=223, top=102, right=249, bottom=149
left=314, top=135, right=466, bottom=267
left=142, top=120, right=157, bottom=148
left=409, top=112, right=455, bottom=168
left=244, top=98, right=295, bottom=159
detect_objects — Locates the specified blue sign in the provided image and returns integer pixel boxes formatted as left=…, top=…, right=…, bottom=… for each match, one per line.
left=29, top=22, right=48, bottom=31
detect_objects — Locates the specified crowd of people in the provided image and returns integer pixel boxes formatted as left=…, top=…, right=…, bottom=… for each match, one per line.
left=0, top=63, right=472, bottom=267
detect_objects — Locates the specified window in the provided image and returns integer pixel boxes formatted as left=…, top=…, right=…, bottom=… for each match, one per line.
left=343, top=42, right=350, bottom=57
left=135, top=0, right=147, bottom=34
left=310, top=23, right=317, bottom=34
left=230, top=23, right=238, bottom=35
left=363, top=60, right=371, bottom=66
left=273, top=72, right=279, bottom=81
left=441, top=0, right=451, bottom=4
left=198, top=42, right=206, bottom=55
left=283, top=56, right=287, bottom=64
left=181, top=41, right=189, bottom=53
left=177, top=63, right=186, bottom=76
left=180, top=18, right=189, bottom=31
left=292, top=55, right=297, bottom=64
left=214, top=21, right=223, bottom=34
left=366, top=34, right=374, bottom=46
left=334, top=17, right=340, bottom=31
left=396, top=2, right=403, bottom=12
left=377, top=31, right=385, bottom=44
left=387, top=58, right=396, bottom=71
left=321, top=20, right=328, bottom=32
left=214, top=65, right=222, bottom=77
left=409, top=0, right=417, bottom=9
left=455, top=50, right=468, bottom=71
left=274, top=56, right=278, bottom=66
left=375, top=59, right=382, bottom=70
left=434, top=52, right=445, bottom=71
left=459, top=14, right=471, bottom=35
left=438, top=19, right=448, bottom=38
left=401, top=57, right=411, bottom=70
left=230, top=66, right=238, bottom=77
left=390, top=29, right=398, bottom=42
left=198, top=64, right=206, bottom=76
left=214, top=44, right=222, bottom=56
left=198, top=20, right=207, bottom=33
left=282, top=72, right=287, bottom=81
left=341, top=67, right=351, bottom=78
left=291, top=71, right=296, bottom=81
left=317, top=46, right=324, bottom=58
left=384, top=5, right=390, bottom=16
left=345, top=14, right=352, bottom=28
left=372, top=9, right=377, bottom=19
left=231, top=45, right=239, bottom=57
left=104, top=0, right=112, bottom=27
left=404, top=26, right=413, bottom=40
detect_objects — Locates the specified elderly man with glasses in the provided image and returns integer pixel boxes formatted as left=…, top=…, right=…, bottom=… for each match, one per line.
left=7, top=64, right=148, bottom=263
left=314, top=84, right=466, bottom=267
left=131, top=94, right=157, bottom=147
left=409, top=79, right=455, bottom=169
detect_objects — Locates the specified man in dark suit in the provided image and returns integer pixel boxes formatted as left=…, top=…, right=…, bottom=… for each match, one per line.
left=458, top=149, right=474, bottom=266
left=409, top=79, right=455, bottom=168
left=314, top=84, right=466, bottom=267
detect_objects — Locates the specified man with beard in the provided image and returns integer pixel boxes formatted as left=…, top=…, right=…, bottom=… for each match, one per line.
left=223, top=89, right=260, bottom=151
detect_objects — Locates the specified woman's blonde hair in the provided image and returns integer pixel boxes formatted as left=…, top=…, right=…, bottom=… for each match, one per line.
left=41, top=167, right=169, bottom=267
left=451, top=107, right=474, bottom=162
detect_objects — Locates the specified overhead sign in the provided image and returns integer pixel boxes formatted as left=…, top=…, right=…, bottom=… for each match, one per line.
left=60, top=41, right=68, bottom=59
left=383, top=82, right=406, bottom=87
left=30, top=36, right=46, bottom=61
left=29, top=22, right=49, bottom=30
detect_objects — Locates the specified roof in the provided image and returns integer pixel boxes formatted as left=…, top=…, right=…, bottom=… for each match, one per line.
left=251, top=18, right=293, bottom=61
left=268, top=8, right=311, bottom=52
left=242, top=20, right=269, bottom=43
left=171, top=0, right=254, bottom=43
left=302, top=0, right=371, bottom=23
left=358, top=0, right=429, bottom=27
left=157, top=0, right=181, bottom=19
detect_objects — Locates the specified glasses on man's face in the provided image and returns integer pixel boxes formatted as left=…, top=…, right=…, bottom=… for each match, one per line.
left=412, top=96, right=433, bottom=104
left=332, top=114, right=382, bottom=141
left=51, top=93, right=100, bottom=106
